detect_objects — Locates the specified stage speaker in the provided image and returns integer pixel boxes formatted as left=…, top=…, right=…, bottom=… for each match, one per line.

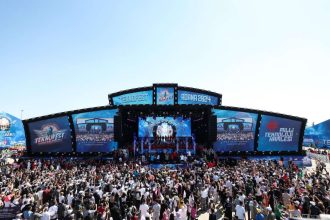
left=114, top=115, right=122, bottom=141
left=208, top=115, right=217, bottom=143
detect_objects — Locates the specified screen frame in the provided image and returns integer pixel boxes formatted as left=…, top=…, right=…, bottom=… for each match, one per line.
left=212, top=106, right=307, bottom=154
left=72, top=108, right=118, bottom=153
left=138, top=116, right=192, bottom=138
left=25, top=115, right=73, bottom=153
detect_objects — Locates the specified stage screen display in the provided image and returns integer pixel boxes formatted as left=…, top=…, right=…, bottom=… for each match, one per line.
left=156, top=87, right=175, bottom=105
left=178, top=90, right=219, bottom=105
left=0, top=112, right=26, bottom=149
left=28, top=116, right=72, bottom=152
left=72, top=109, right=118, bottom=152
left=112, top=90, right=153, bottom=105
left=304, top=120, right=330, bottom=149
left=213, top=109, right=258, bottom=152
left=138, top=117, right=191, bottom=138
left=258, top=115, right=302, bottom=151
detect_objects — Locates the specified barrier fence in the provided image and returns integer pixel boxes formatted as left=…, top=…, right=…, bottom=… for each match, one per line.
left=306, top=151, right=330, bottom=163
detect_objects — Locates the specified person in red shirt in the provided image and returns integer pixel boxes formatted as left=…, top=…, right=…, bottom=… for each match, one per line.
left=97, top=202, right=106, bottom=219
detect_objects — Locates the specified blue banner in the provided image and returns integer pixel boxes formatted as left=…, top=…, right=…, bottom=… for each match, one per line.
left=156, top=87, right=174, bottom=105
left=28, top=116, right=72, bottom=152
left=112, top=90, right=153, bottom=105
left=258, top=115, right=302, bottom=151
left=72, top=109, right=118, bottom=152
left=213, top=109, right=258, bottom=152
left=178, top=90, right=218, bottom=105
left=0, top=112, right=26, bottom=149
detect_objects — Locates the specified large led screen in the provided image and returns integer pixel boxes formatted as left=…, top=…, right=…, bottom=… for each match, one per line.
left=72, top=109, right=118, bottom=152
left=28, top=116, right=72, bottom=152
left=178, top=90, right=218, bottom=105
left=156, top=87, right=175, bottom=105
left=138, top=117, right=191, bottom=138
left=258, top=115, right=302, bottom=151
left=0, top=112, right=26, bottom=149
left=213, top=109, right=258, bottom=152
left=112, top=90, right=153, bottom=105
left=304, top=120, right=330, bottom=149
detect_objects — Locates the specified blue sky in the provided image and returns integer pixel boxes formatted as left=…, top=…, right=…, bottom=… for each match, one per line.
left=1, top=0, right=329, bottom=125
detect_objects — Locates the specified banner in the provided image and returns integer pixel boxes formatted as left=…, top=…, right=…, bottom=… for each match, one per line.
left=178, top=90, right=218, bottom=105
left=28, top=116, right=72, bottom=152
left=156, top=87, right=174, bottom=105
left=258, top=115, right=302, bottom=151
left=112, top=90, right=153, bottom=105
left=0, top=112, right=26, bottom=149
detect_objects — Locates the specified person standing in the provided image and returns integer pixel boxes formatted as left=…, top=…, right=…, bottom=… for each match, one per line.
left=140, top=199, right=150, bottom=220
left=153, top=200, right=161, bottom=220
left=235, top=201, right=246, bottom=220
left=224, top=198, right=233, bottom=220
left=255, top=208, right=265, bottom=220
left=201, top=186, right=209, bottom=211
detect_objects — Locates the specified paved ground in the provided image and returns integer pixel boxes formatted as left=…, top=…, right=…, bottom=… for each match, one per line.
left=197, top=159, right=330, bottom=220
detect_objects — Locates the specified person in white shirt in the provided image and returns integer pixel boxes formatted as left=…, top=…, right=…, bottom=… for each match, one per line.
left=238, top=192, right=246, bottom=205
left=235, top=201, right=246, bottom=220
left=139, top=199, right=149, bottom=220
left=37, top=189, right=43, bottom=206
left=201, top=186, right=209, bottom=211
left=48, top=204, right=58, bottom=219
left=67, top=192, right=74, bottom=207
left=59, top=192, right=65, bottom=204
left=41, top=207, right=51, bottom=220
left=96, top=187, right=103, bottom=198
left=152, top=200, right=161, bottom=220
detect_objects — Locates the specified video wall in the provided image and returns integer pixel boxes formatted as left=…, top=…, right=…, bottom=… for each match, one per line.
left=138, top=117, right=191, bottom=138
left=112, top=90, right=153, bottom=106
left=28, top=116, right=72, bottom=152
left=258, top=115, right=302, bottom=151
left=72, top=109, right=118, bottom=152
left=304, top=120, right=330, bottom=148
left=178, top=90, right=218, bottom=105
left=156, top=87, right=175, bottom=105
left=213, top=109, right=258, bottom=152
left=0, top=112, right=26, bottom=149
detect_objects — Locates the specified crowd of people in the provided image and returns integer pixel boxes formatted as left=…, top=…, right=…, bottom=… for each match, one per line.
left=0, top=151, right=329, bottom=220
left=76, top=134, right=114, bottom=143
left=307, top=148, right=330, bottom=160
left=216, top=133, right=254, bottom=142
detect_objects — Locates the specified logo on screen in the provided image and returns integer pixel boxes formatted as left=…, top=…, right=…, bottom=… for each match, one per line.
left=267, top=120, right=278, bottom=132
left=156, top=122, right=174, bottom=138
left=265, top=121, right=295, bottom=142
left=0, top=117, right=11, bottom=131
left=34, top=123, right=66, bottom=145
left=158, top=89, right=173, bottom=102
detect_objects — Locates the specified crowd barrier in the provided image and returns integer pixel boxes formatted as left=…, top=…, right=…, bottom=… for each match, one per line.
left=306, top=151, right=330, bottom=163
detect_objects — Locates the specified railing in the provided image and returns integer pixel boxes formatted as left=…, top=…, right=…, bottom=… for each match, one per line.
left=306, top=151, right=330, bottom=163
